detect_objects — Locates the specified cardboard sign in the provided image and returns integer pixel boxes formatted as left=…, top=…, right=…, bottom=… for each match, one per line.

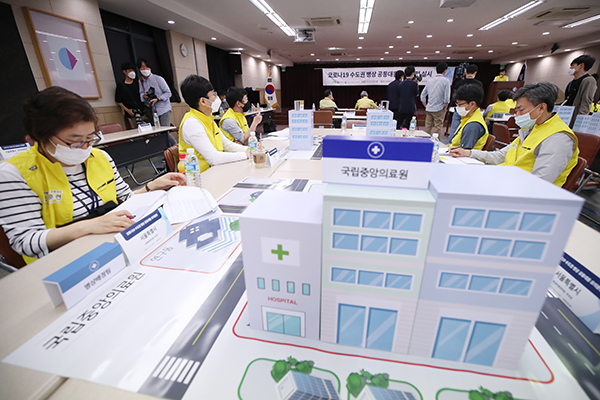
left=115, top=208, right=173, bottom=264
left=288, top=110, right=314, bottom=151
left=43, top=242, right=125, bottom=309
left=554, top=106, right=575, bottom=126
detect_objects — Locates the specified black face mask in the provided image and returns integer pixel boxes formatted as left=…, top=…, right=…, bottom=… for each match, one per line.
left=242, top=101, right=251, bottom=112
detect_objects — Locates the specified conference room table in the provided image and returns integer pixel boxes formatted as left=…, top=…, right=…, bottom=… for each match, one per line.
left=1, top=128, right=598, bottom=400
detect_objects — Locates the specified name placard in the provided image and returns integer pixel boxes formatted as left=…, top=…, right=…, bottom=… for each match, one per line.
left=366, top=110, right=396, bottom=137
left=0, top=143, right=30, bottom=161
left=114, top=208, right=172, bottom=264
left=43, top=242, right=126, bottom=309
left=322, top=136, right=433, bottom=189
left=265, top=147, right=281, bottom=167
left=138, top=123, right=153, bottom=132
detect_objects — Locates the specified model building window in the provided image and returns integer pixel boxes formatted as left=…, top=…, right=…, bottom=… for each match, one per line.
left=511, top=240, right=545, bottom=260
left=358, top=270, right=384, bottom=287
left=257, top=277, right=265, bottom=289
left=287, top=281, right=295, bottom=293
left=452, top=208, right=485, bottom=228
left=392, top=213, right=422, bottom=232
left=333, top=209, right=361, bottom=227
left=272, top=279, right=280, bottom=291
left=439, top=272, right=469, bottom=289
left=362, top=211, right=391, bottom=229
left=499, top=278, right=532, bottom=296
left=302, top=283, right=310, bottom=295
left=332, top=233, right=359, bottom=250
left=360, top=235, right=388, bottom=253
left=468, top=275, right=500, bottom=293
left=447, top=235, right=478, bottom=254
left=478, top=238, right=512, bottom=257
left=331, top=267, right=356, bottom=283
left=389, top=238, right=418, bottom=256
left=485, top=210, right=519, bottom=230
left=385, top=273, right=412, bottom=290
left=519, top=212, right=555, bottom=233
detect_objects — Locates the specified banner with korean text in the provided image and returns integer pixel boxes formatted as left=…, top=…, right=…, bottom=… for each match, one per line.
left=322, top=66, right=455, bottom=86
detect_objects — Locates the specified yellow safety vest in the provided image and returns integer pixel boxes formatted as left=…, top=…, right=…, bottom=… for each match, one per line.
left=451, top=108, right=489, bottom=150
left=355, top=97, right=377, bottom=109
left=505, top=99, right=516, bottom=109
left=500, top=114, right=579, bottom=187
left=8, top=143, right=117, bottom=263
left=488, top=101, right=511, bottom=117
left=494, top=76, right=508, bottom=82
left=591, top=102, right=599, bottom=113
left=219, top=108, right=248, bottom=142
left=319, top=98, right=338, bottom=109
left=179, top=108, right=224, bottom=173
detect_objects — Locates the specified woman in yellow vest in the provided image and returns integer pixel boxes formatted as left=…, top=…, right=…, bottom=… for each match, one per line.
left=179, top=75, right=249, bottom=173
left=0, top=87, right=185, bottom=262
left=450, top=84, right=489, bottom=150
left=219, top=87, right=263, bottom=144
left=449, top=82, right=579, bottom=187
left=493, top=69, right=508, bottom=82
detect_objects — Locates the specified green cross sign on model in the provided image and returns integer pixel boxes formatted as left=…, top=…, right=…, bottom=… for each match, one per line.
left=271, top=244, right=289, bottom=260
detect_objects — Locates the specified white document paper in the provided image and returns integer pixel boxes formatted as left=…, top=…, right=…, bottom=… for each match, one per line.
left=271, top=128, right=289, bottom=137
left=162, top=186, right=218, bottom=224
left=112, top=191, right=168, bottom=220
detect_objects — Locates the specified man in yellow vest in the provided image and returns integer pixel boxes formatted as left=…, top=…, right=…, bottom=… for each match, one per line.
left=449, top=84, right=489, bottom=150
left=493, top=69, right=508, bottom=82
left=179, top=75, right=249, bottom=173
left=219, top=87, right=263, bottom=144
left=0, top=87, right=185, bottom=262
left=449, top=82, right=579, bottom=187
left=355, top=91, right=378, bottom=109
left=319, top=89, right=338, bottom=110
left=484, top=90, right=512, bottom=119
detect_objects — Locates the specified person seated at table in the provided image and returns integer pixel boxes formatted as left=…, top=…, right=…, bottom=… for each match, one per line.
left=355, top=91, right=378, bottom=110
left=494, top=68, right=508, bottom=82
left=179, top=75, right=248, bottom=173
left=449, top=82, right=579, bottom=187
left=505, top=91, right=517, bottom=109
left=319, top=89, right=338, bottom=111
left=0, top=87, right=186, bottom=263
left=484, top=90, right=512, bottom=119
left=450, top=84, right=489, bottom=150
left=219, top=87, right=262, bottom=145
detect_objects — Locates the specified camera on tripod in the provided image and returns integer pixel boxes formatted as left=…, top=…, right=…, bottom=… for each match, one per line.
left=455, top=63, right=469, bottom=81
left=413, top=72, right=423, bottom=83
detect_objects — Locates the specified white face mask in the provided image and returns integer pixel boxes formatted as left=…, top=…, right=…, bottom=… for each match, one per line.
left=140, top=69, right=151, bottom=77
left=456, top=104, right=470, bottom=117
left=127, top=71, right=136, bottom=79
left=46, top=140, right=92, bottom=165
left=210, top=96, right=222, bottom=113
left=567, top=68, right=576, bottom=76
left=514, top=105, right=541, bottom=130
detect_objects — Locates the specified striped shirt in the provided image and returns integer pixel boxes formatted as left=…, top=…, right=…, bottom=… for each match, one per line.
left=0, top=150, right=132, bottom=259
left=420, top=74, right=451, bottom=112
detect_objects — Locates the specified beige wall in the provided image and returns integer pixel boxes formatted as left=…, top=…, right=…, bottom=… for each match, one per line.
left=505, top=45, right=600, bottom=102
left=239, top=54, right=281, bottom=90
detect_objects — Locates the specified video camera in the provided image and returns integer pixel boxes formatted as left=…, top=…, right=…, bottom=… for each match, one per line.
left=143, top=86, right=158, bottom=109
left=455, top=63, right=469, bottom=81
left=413, top=72, right=423, bottom=83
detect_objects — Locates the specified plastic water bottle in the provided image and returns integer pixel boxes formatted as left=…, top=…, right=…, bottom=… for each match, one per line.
left=341, top=114, right=347, bottom=133
left=153, top=112, right=160, bottom=128
left=431, top=133, right=440, bottom=163
left=312, top=103, right=316, bottom=111
left=248, top=131, right=258, bottom=164
left=219, top=104, right=224, bottom=117
left=409, top=116, right=417, bottom=138
left=184, top=148, right=201, bottom=188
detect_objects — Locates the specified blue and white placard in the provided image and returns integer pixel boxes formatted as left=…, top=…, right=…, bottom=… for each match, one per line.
left=554, top=106, right=575, bottom=126
left=288, top=110, right=314, bottom=150
left=265, top=147, right=281, bottom=167
left=138, top=123, right=153, bottom=132
left=366, top=109, right=395, bottom=137
left=0, top=143, right=31, bottom=160
left=42, top=242, right=125, bottom=309
left=322, top=136, right=433, bottom=189
left=114, top=208, right=172, bottom=264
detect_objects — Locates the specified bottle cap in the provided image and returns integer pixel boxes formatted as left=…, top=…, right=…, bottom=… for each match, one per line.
left=179, top=153, right=186, bottom=159
left=187, top=148, right=194, bottom=154
left=433, top=134, right=439, bottom=138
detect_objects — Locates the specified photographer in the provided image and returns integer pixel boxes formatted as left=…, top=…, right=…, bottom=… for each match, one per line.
left=397, top=66, right=420, bottom=129
left=115, top=62, right=147, bottom=128
left=138, top=58, right=172, bottom=127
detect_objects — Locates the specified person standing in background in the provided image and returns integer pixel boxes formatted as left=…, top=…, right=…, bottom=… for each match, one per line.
left=421, top=62, right=451, bottom=135
left=450, top=64, right=483, bottom=137
left=138, top=58, right=172, bottom=127
left=494, top=68, right=509, bottom=82
left=387, top=70, right=404, bottom=129
left=115, top=62, right=146, bottom=127
left=397, top=66, right=419, bottom=129
left=564, top=55, right=596, bottom=124
left=355, top=91, right=378, bottom=109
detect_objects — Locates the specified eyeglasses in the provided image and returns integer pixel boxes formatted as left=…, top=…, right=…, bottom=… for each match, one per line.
left=54, top=131, right=103, bottom=149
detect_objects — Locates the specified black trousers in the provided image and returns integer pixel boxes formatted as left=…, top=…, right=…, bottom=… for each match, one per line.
left=396, top=112, right=414, bottom=129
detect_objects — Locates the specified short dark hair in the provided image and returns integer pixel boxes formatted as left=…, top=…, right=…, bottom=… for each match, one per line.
left=466, top=64, right=478, bottom=74
left=571, top=55, right=595, bottom=71
left=226, top=87, right=247, bottom=108
left=137, top=58, right=151, bottom=69
left=23, top=87, right=97, bottom=143
left=324, top=89, right=332, bottom=97
left=121, top=62, right=135, bottom=71
left=513, top=82, right=558, bottom=113
left=592, top=73, right=599, bottom=81
left=181, top=75, right=214, bottom=110
left=453, top=84, right=484, bottom=107
left=395, top=70, right=405, bottom=80
left=436, top=62, right=448, bottom=74
left=404, top=66, right=415, bottom=77
left=499, top=68, right=506, bottom=73
left=498, top=90, right=512, bottom=102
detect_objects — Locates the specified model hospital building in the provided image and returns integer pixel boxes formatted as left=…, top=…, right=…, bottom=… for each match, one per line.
left=241, top=136, right=583, bottom=369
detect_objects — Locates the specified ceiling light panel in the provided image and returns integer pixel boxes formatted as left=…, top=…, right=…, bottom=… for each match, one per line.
left=249, top=0, right=295, bottom=36
left=479, top=0, right=545, bottom=31
left=563, top=14, right=600, bottom=28
left=358, top=0, right=376, bottom=34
